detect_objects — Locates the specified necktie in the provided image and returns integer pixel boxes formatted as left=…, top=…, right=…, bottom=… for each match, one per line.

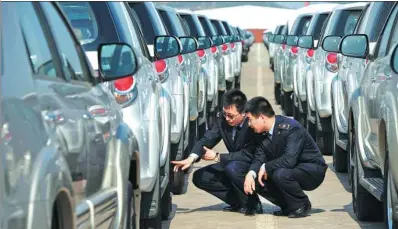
left=233, top=125, right=242, bottom=143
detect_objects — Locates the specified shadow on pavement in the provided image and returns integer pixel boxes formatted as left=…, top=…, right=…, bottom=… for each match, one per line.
left=327, top=161, right=352, bottom=193
left=330, top=203, right=384, bottom=229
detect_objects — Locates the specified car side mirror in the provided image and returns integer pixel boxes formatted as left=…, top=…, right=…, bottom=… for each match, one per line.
left=274, top=35, right=286, bottom=44
left=286, top=35, right=299, bottom=46
left=179, top=36, right=198, bottom=54
left=322, top=35, right=342, bottom=53
left=98, top=43, right=139, bottom=82
left=298, top=35, right=313, bottom=49
left=154, top=35, right=181, bottom=60
left=391, top=44, right=398, bottom=74
left=197, top=36, right=213, bottom=49
left=340, top=34, right=368, bottom=59
left=268, top=35, right=275, bottom=43
left=211, top=35, right=224, bottom=46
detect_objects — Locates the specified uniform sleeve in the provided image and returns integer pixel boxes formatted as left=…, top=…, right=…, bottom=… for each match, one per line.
left=249, top=138, right=267, bottom=173
left=219, top=138, right=256, bottom=164
left=190, top=118, right=223, bottom=159
left=264, top=126, right=304, bottom=174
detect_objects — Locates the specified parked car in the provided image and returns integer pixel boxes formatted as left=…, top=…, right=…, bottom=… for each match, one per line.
left=340, top=2, right=398, bottom=225
left=127, top=2, right=191, bottom=197
left=329, top=2, right=394, bottom=173
left=197, top=14, right=227, bottom=112
left=271, top=24, right=289, bottom=105
left=178, top=10, right=220, bottom=129
left=2, top=1, right=140, bottom=228
left=222, top=21, right=243, bottom=89
left=292, top=5, right=336, bottom=131
left=310, top=2, right=366, bottom=155
left=210, top=19, right=236, bottom=90
left=279, top=8, right=316, bottom=117
left=156, top=4, right=203, bottom=194
left=262, top=30, right=273, bottom=51
left=59, top=2, right=177, bottom=227
left=237, top=27, right=250, bottom=62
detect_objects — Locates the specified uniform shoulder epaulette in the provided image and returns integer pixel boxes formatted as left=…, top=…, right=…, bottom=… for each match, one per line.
left=278, top=123, right=290, bottom=130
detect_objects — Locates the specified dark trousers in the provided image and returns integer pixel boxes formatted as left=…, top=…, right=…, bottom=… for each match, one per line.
left=192, top=161, right=259, bottom=207
left=257, top=162, right=327, bottom=212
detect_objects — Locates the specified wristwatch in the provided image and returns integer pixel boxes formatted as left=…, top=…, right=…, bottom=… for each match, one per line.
left=214, top=152, right=220, bottom=162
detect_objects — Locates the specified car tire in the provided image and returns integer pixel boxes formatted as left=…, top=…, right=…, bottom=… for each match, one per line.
left=274, top=83, right=281, bottom=105
left=332, top=115, right=347, bottom=173
left=161, top=183, right=172, bottom=220
left=283, top=92, right=293, bottom=116
left=242, top=54, right=248, bottom=62
left=384, top=153, right=398, bottom=228
left=352, top=135, right=382, bottom=221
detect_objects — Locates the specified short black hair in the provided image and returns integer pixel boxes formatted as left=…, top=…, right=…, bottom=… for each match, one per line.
left=245, top=96, right=275, bottom=117
left=222, top=89, right=247, bottom=113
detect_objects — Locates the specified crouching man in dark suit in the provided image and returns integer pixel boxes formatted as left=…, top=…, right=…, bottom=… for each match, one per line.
left=243, top=96, right=328, bottom=218
left=172, top=89, right=263, bottom=216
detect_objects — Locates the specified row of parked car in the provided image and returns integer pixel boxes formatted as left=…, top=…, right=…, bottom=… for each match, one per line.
left=264, top=2, right=398, bottom=227
left=1, top=2, right=255, bottom=229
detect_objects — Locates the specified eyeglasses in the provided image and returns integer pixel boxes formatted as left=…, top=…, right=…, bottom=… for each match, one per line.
left=222, top=110, right=244, bottom=120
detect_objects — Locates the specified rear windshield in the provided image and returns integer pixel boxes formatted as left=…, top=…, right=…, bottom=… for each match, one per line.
left=356, top=2, right=395, bottom=42
left=324, top=9, right=362, bottom=37
left=59, top=2, right=118, bottom=52
left=309, top=13, right=329, bottom=39
left=198, top=16, right=216, bottom=36
left=291, top=15, right=312, bottom=35
left=158, top=9, right=186, bottom=37
left=180, top=14, right=205, bottom=37
left=129, top=3, right=167, bottom=45
left=211, top=20, right=227, bottom=35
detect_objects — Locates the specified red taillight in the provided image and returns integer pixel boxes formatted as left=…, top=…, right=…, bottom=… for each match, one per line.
left=154, top=59, right=167, bottom=74
left=114, top=76, right=134, bottom=92
left=211, top=46, right=217, bottom=54
left=307, top=49, right=314, bottom=58
left=291, top=46, right=299, bottom=54
left=197, top=49, right=206, bottom=58
left=326, top=53, right=338, bottom=64
left=177, top=54, right=184, bottom=64
left=230, top=43, right=235, bottom=49
left=222, top=44, right=228, bottom=51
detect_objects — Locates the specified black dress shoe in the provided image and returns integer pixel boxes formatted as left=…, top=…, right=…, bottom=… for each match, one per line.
left=223, top=205, right=241, bottom=212
left=272, top=210, right=289, bottom=216
left=244, top=202, right=264, bottom=216
left=288, top=202, right=312, bottom=218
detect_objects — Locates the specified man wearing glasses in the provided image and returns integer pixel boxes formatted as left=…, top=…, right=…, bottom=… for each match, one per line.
left=172, top=89, right=263, bottom=216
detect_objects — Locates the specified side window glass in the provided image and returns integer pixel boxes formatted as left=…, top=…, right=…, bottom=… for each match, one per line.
left=40, top=2, right=87, bottom=81
left=125, top=5, right=151, bottom=58
left=387, top=22, right=398, bottom=53
left=377, top=5, right=398, bottom=57
left=16, top=2, right=56, bottom=78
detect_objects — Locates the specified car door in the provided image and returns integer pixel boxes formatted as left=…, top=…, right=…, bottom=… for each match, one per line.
left=37, top=2, right=119, bottom=227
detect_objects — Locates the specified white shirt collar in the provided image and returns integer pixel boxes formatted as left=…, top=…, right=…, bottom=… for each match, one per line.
left=268, top=119, right=276, bottom=136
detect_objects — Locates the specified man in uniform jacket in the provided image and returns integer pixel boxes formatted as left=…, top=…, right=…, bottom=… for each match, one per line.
left=172, top=89, right=263, bottom=216
left=243, top=96, right=328, bottom=218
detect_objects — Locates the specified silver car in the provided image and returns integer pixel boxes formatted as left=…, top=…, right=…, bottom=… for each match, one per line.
left=330, top=2, right=394, bottom=173
left=222, top=21, right=243, bottom=89
left=340, top=2, right=398, bottom=224
left=294, top=7, right=335, bottom=129
left=310, top=2, right=365, bottom=155
left=1, top=2, right=140, bottom=228
left=60, top=2, right=175, bottom=227
left=271, top=25, right=289, bottom=106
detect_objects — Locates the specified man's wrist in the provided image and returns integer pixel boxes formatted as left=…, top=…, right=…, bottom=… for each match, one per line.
left=188, top=153, right=199, bottom=163
left=248, top=170, right=257, bottom=179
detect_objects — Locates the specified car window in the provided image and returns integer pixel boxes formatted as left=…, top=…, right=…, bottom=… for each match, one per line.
left=179, top=16, right=192, bottom=36
left=58, top=2, right=98, bottom=45
left=16, top=2, right=56, bottom=78
left=387, top=12, right=398, bottom=53
left=198, top=17, right=216, bottom=36
left=291, top=16, right=312, bottom=35
left=41, top=2, right=87, bottom=81
left=158, top=9, right=186, bottom=37
left=311, top=14, right=329, bottom=39
left=128, top=3, right=156, bottom=45
left=181, top=14, right=202, bottom=37
left=376, top=4, right=398, bottom=57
